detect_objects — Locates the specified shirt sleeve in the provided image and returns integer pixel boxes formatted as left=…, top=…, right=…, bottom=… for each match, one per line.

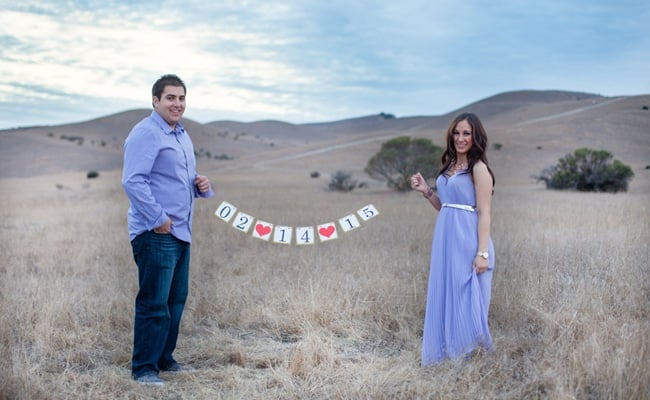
left=122, top=126, right=168, bottom=229
left=195, top=183, right=215, bottom=199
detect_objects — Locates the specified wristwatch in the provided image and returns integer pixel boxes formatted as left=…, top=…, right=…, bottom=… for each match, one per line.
left=477, top=251, right=489, bottom=259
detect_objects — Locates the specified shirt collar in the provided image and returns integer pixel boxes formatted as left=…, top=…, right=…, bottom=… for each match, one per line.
left=150, top=110, right=185, bottom=135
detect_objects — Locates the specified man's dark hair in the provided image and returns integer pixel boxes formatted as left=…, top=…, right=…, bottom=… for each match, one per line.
left=152, top=74, right=186, bottom=100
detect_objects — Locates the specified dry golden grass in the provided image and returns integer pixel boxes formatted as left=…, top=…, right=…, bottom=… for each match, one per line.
left=1, top=169, right=648, bottom=400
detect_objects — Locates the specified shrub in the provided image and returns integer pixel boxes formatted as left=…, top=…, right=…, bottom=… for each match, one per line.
left=86, top=171, right=100, bottom=179
left=310, top=171, right=320, bottom=178
left=328, top=171, right=357, bottom=192
left=365, top=136, right=442, bottom=191
left=535, top=148, right=634, bottom=193
left=61, top=135, right=83, bottom=143
left=493, top=143, right=503, bottom=150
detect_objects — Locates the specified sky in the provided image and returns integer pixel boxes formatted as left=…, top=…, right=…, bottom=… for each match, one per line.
left=1, top=0, right=649, bottom=129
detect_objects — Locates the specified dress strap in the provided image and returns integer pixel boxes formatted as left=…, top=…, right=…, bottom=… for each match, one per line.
left=441, top=203, right=475, bottom=212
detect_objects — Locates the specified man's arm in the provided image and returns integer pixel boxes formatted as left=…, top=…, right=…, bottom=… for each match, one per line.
left=122, top=127, right=168, bottom=230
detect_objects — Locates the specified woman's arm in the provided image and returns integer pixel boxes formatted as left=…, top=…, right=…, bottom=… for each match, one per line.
left=473, top=162, right=492, bottom=274
left=410, top=172, right=441, bottom=211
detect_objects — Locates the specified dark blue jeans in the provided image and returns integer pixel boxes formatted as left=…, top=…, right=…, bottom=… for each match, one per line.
left=131, top=231, right=190, bottom=379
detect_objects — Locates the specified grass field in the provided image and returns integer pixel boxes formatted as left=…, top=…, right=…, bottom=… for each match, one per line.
left=1, top=169, right=648, bottom=399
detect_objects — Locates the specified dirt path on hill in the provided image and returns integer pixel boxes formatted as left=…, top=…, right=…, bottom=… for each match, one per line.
left=251, top=135, right=397, bottom=167
left=214, top=134, right=397, bottom=172
left=515, top=97, right=625, bottom=126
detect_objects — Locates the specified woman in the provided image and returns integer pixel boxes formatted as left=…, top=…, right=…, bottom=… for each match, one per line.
left=410, top=112, right=496, bottom=366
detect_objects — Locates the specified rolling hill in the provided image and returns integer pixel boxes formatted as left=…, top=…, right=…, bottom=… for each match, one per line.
left=1, top=90, right=648, bottom=191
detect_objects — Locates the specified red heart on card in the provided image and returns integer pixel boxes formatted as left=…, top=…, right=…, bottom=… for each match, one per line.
left=319, top=225, right=335, bottom=238
left=255, top=224, right=271, bottom=236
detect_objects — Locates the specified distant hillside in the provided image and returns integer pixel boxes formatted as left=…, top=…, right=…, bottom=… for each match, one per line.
left=445, top=90, right=604, bottom=121
left=2, top=90, right=648, bottom=186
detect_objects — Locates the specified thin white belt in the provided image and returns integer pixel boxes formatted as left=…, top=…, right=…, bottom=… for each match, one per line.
left=442, top=203, right=475, bottom=212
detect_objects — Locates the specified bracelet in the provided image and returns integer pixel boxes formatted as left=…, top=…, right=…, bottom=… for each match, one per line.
left=423, top=187, right=434, bottom=199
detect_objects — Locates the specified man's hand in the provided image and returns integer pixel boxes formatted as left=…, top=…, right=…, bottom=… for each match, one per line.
left=195, top=175, right=211, bottom=194
left=154, top=218, right=172, bottom=234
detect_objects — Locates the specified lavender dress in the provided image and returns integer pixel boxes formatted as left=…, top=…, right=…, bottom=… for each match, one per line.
left=421, top=170, right=494, bottom=366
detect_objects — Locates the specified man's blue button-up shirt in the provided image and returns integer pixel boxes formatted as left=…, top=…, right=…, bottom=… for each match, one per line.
left=122, top=111, right=214, bottom=243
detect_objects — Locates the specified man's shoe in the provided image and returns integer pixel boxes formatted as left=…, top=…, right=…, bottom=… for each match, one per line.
left=135, top=374, right=165, bottom=386
left=161, top=361, right=196, bottom=373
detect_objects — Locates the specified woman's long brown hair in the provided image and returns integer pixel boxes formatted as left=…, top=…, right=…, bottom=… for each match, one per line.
left=438, top=112, right=495, bottom=187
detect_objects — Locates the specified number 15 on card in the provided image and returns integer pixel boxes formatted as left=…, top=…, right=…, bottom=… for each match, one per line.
left=357, top=204, right=379, bottom=221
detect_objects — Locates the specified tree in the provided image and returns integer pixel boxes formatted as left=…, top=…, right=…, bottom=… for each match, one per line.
left=365, top=136, right=442, bottom=191
left=535, top=148, right=634, bottom=193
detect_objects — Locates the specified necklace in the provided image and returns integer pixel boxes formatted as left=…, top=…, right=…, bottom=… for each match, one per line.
left=449, top=160, right=467, bottom=175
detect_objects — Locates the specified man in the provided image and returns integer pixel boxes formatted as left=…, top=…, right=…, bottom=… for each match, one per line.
left=122, top=74, right=214, bottom=386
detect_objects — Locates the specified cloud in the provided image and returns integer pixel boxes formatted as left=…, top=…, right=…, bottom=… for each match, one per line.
left=0, top=0, right=649, bottom=129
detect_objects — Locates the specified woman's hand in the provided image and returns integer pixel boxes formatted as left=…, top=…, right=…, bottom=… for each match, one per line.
left=411, top=172, right=440, bottom=209
left=410, top=172, right=429, bottom=194
left=473, top=256, right=489, bottom=274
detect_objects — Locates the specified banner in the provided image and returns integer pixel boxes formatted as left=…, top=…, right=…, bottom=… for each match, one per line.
left=215, top=201, right=379, bottom=245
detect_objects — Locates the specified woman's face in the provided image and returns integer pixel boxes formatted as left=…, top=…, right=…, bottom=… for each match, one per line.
left=452, top=119, right=473, bottom=156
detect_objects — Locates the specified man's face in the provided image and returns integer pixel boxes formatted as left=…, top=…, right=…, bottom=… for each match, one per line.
left=153, top=85, right=186, bottom=128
